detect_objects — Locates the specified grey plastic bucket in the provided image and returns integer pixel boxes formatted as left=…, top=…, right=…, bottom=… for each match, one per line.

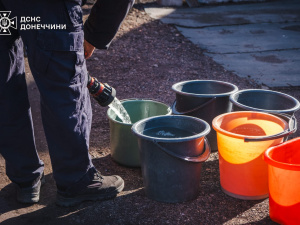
left=230, top=89, right=300, bottom=115
left=107, top=99, right=171, bottom=167
left=172, top=80, right=238, bottom=151
left=132, top=115, right=211, bottom=203
left=230, top=89, right=300, bottom=139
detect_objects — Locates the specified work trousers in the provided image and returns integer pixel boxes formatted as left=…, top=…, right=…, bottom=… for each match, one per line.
left=0, top=0, right=96, bottom=192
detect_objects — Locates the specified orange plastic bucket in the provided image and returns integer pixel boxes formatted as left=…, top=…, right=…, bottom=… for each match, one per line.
left=212, top=111, right=293, bottom=200
left=264, top=137, right=300, bottom=225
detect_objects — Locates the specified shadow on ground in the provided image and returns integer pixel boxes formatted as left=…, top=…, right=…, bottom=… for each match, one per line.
left=0, top=156, right=277, bottom=225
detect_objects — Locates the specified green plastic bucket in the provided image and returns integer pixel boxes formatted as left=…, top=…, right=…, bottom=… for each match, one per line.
left=132, top=115, right=211, bottom=203
left=107, top=99, right=171, bottom=167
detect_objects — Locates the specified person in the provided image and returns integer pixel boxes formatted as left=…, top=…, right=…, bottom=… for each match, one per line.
left=0, top=0, right=134, bottom=207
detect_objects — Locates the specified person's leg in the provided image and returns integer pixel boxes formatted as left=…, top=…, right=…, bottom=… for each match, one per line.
left=18, top=0, right=95, bottom=191
left=0, top=2, right=44, bottom=203
left=2, top=0, right=124, bottom=206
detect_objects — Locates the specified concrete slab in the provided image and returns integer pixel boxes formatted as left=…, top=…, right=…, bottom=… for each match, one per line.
left=176, top=22, right=300, bottom=53
left=144, top=0, right=300, bottom=87
left=206, top=50, right=300, bottom=87
left=144, top=0, right=300, bottom=28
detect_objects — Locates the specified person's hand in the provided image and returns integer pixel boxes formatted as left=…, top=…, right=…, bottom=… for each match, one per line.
left=84, top=40, right=95, bottom=59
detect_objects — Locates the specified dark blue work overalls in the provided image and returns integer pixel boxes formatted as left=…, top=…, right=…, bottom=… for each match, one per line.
left=0, top=0, right=95, bottom=192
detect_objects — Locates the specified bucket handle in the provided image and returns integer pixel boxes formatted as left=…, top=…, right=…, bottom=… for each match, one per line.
left=244, top=114, right=297, bottom=142
left=171, top=97, right=217, bottom=115
left=152, top=138, right=211, bottom=163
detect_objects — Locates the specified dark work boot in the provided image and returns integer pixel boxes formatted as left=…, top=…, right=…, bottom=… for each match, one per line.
left=56, top=171, right=124, bottom=207
left=17, top=173, right=45, bottom=204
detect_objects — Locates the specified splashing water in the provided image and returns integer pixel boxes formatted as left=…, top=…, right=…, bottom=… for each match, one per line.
left=109, top=98, right=132, bottom=124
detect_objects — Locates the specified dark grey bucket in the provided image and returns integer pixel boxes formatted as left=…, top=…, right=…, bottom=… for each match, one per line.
left=230, top=89, right=300, bottom=139
left=132, top=115, right=211, bottom=203
left=230, top=89, right=300, bottom=115
left=172, top=80, right=238, bottom=151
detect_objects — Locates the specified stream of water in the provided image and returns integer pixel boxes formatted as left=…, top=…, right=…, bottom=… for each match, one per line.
left=109, top=98, right=132, bottom=124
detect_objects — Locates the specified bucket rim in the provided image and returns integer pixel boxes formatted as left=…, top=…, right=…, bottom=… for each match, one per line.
left=171, top=80, right=239, bottom=97
left=212, top=111, right=288, bottom=140
left=107, top=98, right=172, bottom=125
left=131, top=115, right=211, bottom=142
left=230, top=89, right=300, bottom=114
left=264, top=137, right=300, bottom=171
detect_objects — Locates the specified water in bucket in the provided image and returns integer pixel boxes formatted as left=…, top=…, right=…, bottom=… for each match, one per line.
left=143, top=127, right=196, bottom=138
left=108, top=97, right=132, bottom=124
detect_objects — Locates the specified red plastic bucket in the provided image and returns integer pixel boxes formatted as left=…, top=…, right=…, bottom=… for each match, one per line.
left=264, top=137, right=300, bottom=225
